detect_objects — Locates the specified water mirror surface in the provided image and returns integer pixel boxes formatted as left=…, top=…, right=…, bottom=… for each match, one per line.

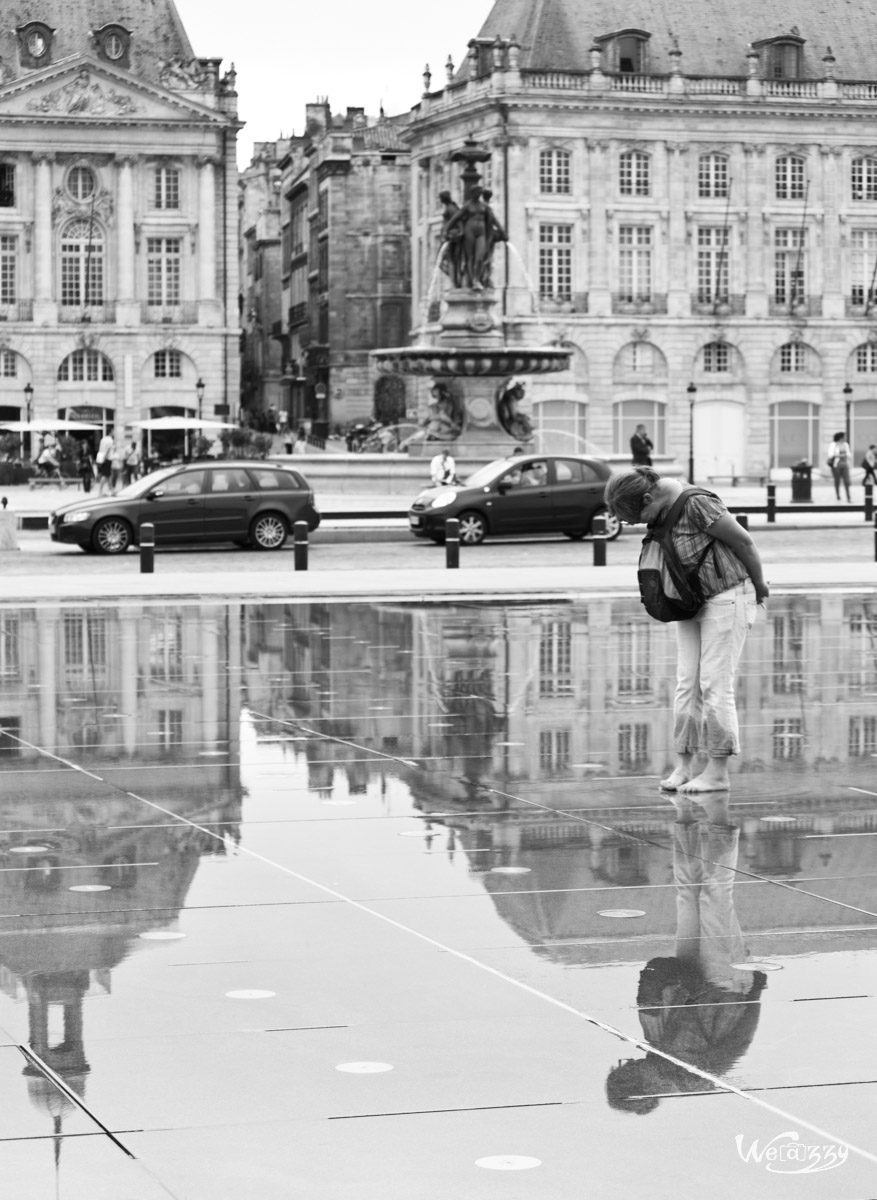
left=0, top=594, right=875, bottom=1197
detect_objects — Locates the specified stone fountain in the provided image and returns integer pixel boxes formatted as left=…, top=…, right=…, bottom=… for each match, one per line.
left=372, top=138, right=571, bottom=458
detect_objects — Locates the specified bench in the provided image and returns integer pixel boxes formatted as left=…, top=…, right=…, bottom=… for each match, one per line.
left=27, top=476, right=82, bottom=490
left=706, top=475, right=767, bottom=487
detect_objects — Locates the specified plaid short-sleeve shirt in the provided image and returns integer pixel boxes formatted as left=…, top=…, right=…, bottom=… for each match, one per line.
left=666, top=492, right=748, bottom=599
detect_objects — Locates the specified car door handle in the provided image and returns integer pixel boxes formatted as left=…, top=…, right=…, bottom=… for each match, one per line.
left=185, top=498, right=199, bottom=505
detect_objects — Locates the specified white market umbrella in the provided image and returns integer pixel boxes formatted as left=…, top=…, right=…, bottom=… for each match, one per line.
left=0, top=419, right=102, bottom=432
left=134, top=415, right=237, bottom=459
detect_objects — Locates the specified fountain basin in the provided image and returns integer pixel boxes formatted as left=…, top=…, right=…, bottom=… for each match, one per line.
left=373, top=346, right=571, bottom=377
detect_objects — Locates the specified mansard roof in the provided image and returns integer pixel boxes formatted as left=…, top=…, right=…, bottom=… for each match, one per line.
left=1, top=0, right=195, bottom=86
left=467, top=0, right=877, bottom=78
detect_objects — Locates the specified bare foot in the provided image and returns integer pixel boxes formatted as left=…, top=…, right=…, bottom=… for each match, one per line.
left=678, top=767, right=730, bottom=793
left=660, top=766, right=691, bottom=791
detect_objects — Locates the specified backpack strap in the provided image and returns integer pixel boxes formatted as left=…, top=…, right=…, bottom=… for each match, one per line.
left=645, top=487, right=717, bottom=599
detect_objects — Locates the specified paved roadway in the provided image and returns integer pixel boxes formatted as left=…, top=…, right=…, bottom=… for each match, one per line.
left=2, top=520, right=874, bottom=576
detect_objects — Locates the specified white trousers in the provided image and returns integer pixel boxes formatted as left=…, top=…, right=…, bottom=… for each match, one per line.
left=673, top=580, right=756, bottom=758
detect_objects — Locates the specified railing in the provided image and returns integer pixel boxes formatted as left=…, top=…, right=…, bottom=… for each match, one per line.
left=611, top=74, right=668, bottom=94
left=141, top=302, right=198, bottom=323
left=59, top=302, right=116, bottom=323
left=0, top=300, right=33, bottom=321
left=687, top=77, right=745, bottom=96
left=517, top=70, right=877, bottom=104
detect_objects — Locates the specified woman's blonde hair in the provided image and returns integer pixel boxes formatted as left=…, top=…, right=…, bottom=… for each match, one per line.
left=603, top=467, right=660, bottom=524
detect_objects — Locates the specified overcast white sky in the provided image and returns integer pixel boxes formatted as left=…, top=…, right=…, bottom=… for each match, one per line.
left=174, top=0, right=494, bottom=164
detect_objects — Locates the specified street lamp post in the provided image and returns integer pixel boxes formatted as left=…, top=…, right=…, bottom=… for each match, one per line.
left=843, top=381, right=852, bottom=444
left=687, top=382, right=697, bottom=484
left=23, top=382, right=33, bottom=461
left=195, top=377, right=205, bottom=423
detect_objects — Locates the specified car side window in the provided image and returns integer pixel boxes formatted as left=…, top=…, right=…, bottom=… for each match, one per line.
left=555, top=460, right=582, bottom=483
left=248, top=469, right=292, bottom=490
left=520, top=460, right=548, bottom=486
left=210, top=469, right=252, bottom=493
left=161, top=470, right=207, bottom=495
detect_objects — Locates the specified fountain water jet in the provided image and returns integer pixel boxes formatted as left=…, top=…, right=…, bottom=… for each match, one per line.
left=372, top=138, right=572, bottom=458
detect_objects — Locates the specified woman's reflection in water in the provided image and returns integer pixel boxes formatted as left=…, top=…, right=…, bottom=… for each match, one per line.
left=606, top=795, right=767, bottom=1114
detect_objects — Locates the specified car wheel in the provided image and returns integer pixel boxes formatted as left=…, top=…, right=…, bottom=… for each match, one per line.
left=92, top=517, right=132, bottom=555
left=590, top=508, right=621, bottom=541
left=457, top=511, right=487, bottom=545
left=249, top=511, right=288, bottom=550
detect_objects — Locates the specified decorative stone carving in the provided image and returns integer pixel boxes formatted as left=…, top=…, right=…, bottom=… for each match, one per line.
left=27, top=69, right=138, bottom=115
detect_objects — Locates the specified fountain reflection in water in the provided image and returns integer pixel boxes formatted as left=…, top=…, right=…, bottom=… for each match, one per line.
left=372, top=137, right=572, bottom=459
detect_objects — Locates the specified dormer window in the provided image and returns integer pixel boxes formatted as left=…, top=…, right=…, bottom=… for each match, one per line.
left=753, top=35, right=804, bottom=80
left=93, top=24, right=131, bottom=67
left=595, top=29, right=651, bottom=74
left=17, top=22, right=55, bottom=67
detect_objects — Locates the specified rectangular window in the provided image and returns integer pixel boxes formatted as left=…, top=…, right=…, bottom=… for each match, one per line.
left=772, top=613, right=805, bottom=693
left=698, top=155, right=729, bottom=199
left=617, top=625, right=651, bottom=695
left=0, top=614, right=19, bottom=680
left=849, top=715, right=877, bottom=757
left=779, top=343, right=806, bottom=373
left=697, top=227, right=729, bottom=304
left=0, top=164, right=14, bottom=208
left=149, top=615, right=183, bottom=681
left=539, top=728, right=570, bottom=774
left=157, top=709, right=184, bottom=750
left=618, top=225, right=652, bottom=302
left=539, top=150, right=571, bottom=195
left=852, top=158, right=877, bottom=202
left=539, top=620, right=573, bottom=696
left=703, top=343, right=729, bottom=373
left=772, top=718, right=804, bottom=759
left=618, top=723, right=649, bottom=768
left=61, top=232, right=104, bottom=307
left=0, top=349, right=16, bottom=377
left=0, top=236, right=15, bottom=304
left=850, top=229, right=877, bottom=305
left=154, top=349, right=182, bottom=378
left=290, top=200, right=307, bottom=257
left=774, top=228, right=805, bottom=304
left=775, top=157, right=806, bottom=200
left=154, top=166, right=180, bottom=210
left=619, top=152, right=650, bottom=197
left=856, top=344, right=877, bottom=373
left=538, top=223, right=572, bottom=300
left=147, top=237, right=181, bottom=306
left=63, top=613, right=107, bottom=681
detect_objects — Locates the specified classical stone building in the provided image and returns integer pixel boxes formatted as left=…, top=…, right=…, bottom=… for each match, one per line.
left=277, top=103, right=411, bottom=436
left=407, top=0, right=877, bottom=477
left=0, top=1, right=240, bottom=438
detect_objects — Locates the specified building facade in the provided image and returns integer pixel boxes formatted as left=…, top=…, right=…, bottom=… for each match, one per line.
left=0, top=1, right=240, bottom=438
left=407, top=0, right=877, bottom=477
left=277, top=103, right=411, bottom=436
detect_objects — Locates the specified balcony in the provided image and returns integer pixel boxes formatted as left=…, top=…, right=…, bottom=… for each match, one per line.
left=142, top=302, right=198, bottom=324
left=0, top=300, right=33, bottom=321
left=59, top=302, right=116, bottom=323
left=611, top=294, right=668, bottom=315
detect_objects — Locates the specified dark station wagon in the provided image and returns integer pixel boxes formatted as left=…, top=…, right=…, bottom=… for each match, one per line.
left=50, top=461, right=320, bottom=553
left=408, top=453, right=621, bottom=545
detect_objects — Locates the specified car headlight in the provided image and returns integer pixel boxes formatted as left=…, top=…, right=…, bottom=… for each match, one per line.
left=62, top=510, right=92, bottom=524
left=429, top=489, right=457, bottom=509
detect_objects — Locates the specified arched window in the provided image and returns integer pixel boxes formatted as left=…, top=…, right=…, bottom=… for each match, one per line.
left=539, top=149, right=571, bottom=195
left=854, top=342, right=877, bottom=373
left=702, top=342, right=730, bottom=373
left=60, top=218, right=103, bottom=307
left=698, top=154, right=729, bottom=199
left=852, top=157, right=877, bottom=202
left=775, top=155, right=806, bottom=200
left=616, top=34, right=647, bottom=73
left=153, top=349, right=182, bottom=378
left=614, top=341, right=668, bottom=381
left=619, top=150, right=650, bottom=197
left=57, top=349, right=114, bottom=382
left=613, top=399, right=665, bottom=455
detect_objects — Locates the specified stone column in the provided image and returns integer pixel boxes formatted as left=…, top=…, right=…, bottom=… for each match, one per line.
left=32, top=153, right=56, bottom=320
left=821, top=146, right=844, bottom=317
left=119, top=609, right=139, bottom=756
left=200, top=607, right=219, bottom=747
left=744, top=144, right=768, bottom=317
left=116, top=155, right=138, bottom=323
left=588, top=141, right=611, bottom=315
left=197, top=157, right=218, bottom=323
left=36, top=608, right=58, bottom=750
left=666, top=143, right=688, bottom=316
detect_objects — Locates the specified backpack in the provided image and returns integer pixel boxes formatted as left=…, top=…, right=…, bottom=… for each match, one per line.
left=637, top=488, right=716, bottom=622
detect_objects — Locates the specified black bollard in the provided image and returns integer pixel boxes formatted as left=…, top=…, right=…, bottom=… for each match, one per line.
left=591, top=514, right=607, bottom=566
left=445, top=518, right=460, bottom=569
left=766, top=483, right=776, bottom=524
left=865, top=483, right=874, bottom=523
left=735, top=513, right=749, bottom=530
left=293, top=521, right=308, bottom=570
left=139, top=522, right=155, bottom=574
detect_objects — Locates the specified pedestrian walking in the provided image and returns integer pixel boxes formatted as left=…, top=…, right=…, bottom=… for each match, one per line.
left=77, top=441, right=95, bottom=493
left=862, top=444, right=877, bottom=486
left=630, top=424, right=654, bottom=466
left=123, top=437, right=141, bottom=485
left=95, top=429, right=114, bottom=495
left=604, top=467, right=768, bottom=793
left=827, top=431, right=852, bottom=501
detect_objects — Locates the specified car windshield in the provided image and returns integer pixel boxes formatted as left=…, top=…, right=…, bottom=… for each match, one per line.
left=112, top=466, right=182, bottom=500
left=460, top=459, right=526, bottom=488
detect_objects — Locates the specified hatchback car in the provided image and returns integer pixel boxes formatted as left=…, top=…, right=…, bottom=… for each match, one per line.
left=49, top=461, right=320, bottom=554
left=408, top=453, right=620, bottom=545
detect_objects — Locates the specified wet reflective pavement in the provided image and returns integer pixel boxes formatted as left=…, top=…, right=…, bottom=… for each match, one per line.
left=0, top=593, right=876, bottom=1197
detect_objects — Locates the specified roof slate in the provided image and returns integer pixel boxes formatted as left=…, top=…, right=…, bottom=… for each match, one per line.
left=469, top=0, right=877, bottom=79
left=1, top=0, right=197, bottom=86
